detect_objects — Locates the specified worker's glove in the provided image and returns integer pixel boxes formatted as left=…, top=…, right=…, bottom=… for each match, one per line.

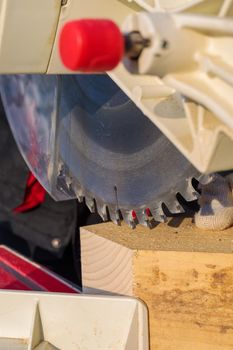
left=195, top=173, right=233, bottom=230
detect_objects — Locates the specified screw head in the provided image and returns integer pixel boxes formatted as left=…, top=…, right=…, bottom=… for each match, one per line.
left=51, top=238, right=62, bottom=249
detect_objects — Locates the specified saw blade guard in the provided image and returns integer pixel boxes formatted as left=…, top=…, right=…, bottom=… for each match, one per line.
left=0, top=75, right=61, bottom=197
left=0, top=74, right=78, bottom=201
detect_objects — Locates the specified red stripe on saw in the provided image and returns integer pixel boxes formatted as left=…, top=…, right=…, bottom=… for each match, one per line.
left=13, top=172, right=46, bottom=213
left=132, top=210, right=137, bottom=220
left=0, top=264, right=31, bottom=290
left=0, top=246, right=79, bottom=293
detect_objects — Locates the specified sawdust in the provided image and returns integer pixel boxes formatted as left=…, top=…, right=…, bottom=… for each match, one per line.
left=85, top=217, right=233, bottom=253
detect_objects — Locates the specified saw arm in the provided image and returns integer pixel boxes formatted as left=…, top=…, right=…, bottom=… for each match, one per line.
left=0, top=0, right=232, bottom=227
left=0, top=0, right=232, bottom=173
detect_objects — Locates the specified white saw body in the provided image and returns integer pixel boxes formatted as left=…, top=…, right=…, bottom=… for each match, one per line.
left=0, top=0, right=232, bottom=226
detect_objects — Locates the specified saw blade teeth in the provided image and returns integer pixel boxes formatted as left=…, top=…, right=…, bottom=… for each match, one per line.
left=116, top=210, right=122, bottom=226
left=95, top=200, right=109, bottom=222
left=176, top=204, right=185, bottom=214
left=150, top=206, right=167, bottom=223
left=163, top=199, right=185, bottom=214
left=108, top=207, right=122, bottom=226
left=160, top=214, right=168, bottom=223
left=100, top=203, right=110, bottom=222
left=148, top=221, right=155, bottom=229
left=85, top=197, right=96, bottom=214
left=72, top=180, right=84, bottom=202
left=134, top=210, right=152, bottom=228
left=129, top=220, right=137, bottom=229
left=179, top=188, right=199, bottom=202
left=183, top=185, right=200, bottom=201
left=178, top=177, right=199, bottom=202
left=191, top=191, right=200, bottom=200
left=144, top=218, right=154, bottom=229
left=121, top=210, right=137, bottom=229
left=189, top=178, right=200, bottom=200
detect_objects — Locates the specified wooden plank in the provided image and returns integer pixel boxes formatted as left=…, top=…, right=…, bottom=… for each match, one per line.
left=80, top=218, right=233, bottom=350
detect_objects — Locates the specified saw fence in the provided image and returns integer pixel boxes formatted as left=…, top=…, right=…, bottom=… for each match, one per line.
left=80, top=218, right=233, bottom=350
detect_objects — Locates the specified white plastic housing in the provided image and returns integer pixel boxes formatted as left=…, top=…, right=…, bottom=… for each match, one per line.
left=0, top=0, right=61, bottom=73
left=120, top=10, right=233, bottom=173
left=0, top=291, right=149, bottom=350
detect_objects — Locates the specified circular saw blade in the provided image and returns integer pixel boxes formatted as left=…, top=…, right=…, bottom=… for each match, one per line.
left=0, top=74, right=199, bottom=227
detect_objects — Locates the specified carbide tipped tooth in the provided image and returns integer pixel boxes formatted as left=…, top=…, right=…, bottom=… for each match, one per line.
left=116, top=210, right=122, bottom=226
left=148, top=221, right=155, bottom=229
left=129, top=220, right=137, bottom=229
left=180, top=177, right=200, bottom=201
left=96, top=200, right=109, bottom=221
left=58, top=162, right=65, bottom=177
left=159, top=214, right=168, bottom=223
left=121, top=210, right=137, bottom=228
left=101, top=214, right=109, bottom=222
left=179, top=186, right=199, bottom=202
left=150, top=207, right=167, bottom=223
left=108, top=207, right=121, bottom=226
left=191, top=191, right=200, bottom=200
left=78, top=196, right=84, bottom=203
left=175, top=204, right=185, bottom=213
left=179, top=189, right=199, bottom=202
left=99, top=208, right=109, bottom=221
left=164, top=199, right=185, bottom=214
left=85, top=197, right=96, bottom=213
left=134, top=210, right=151, bottom=228
left=72, top=181, right=84, bottom=202
left=65, top=174, right=73, bottom=189
left=56, top=172, right=76, bottom=197
left=145, top=220, right=154, bottom=229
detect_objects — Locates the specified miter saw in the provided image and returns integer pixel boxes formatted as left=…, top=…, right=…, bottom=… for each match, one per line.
left=0, top=0, right=232, bottom=228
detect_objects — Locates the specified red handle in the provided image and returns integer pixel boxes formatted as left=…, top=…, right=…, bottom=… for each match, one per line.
left=59, top=19, right=124, bottom=72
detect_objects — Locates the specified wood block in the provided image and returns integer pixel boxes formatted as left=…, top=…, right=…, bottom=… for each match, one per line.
left=80, top=218, right=233, bottom=350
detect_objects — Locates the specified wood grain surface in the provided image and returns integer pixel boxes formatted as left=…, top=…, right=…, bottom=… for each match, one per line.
left=80, top=218, right=233, bottom=349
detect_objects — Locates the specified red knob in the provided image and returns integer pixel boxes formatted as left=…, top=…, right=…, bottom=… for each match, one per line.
left=59, top=19, right=124, bottom=72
